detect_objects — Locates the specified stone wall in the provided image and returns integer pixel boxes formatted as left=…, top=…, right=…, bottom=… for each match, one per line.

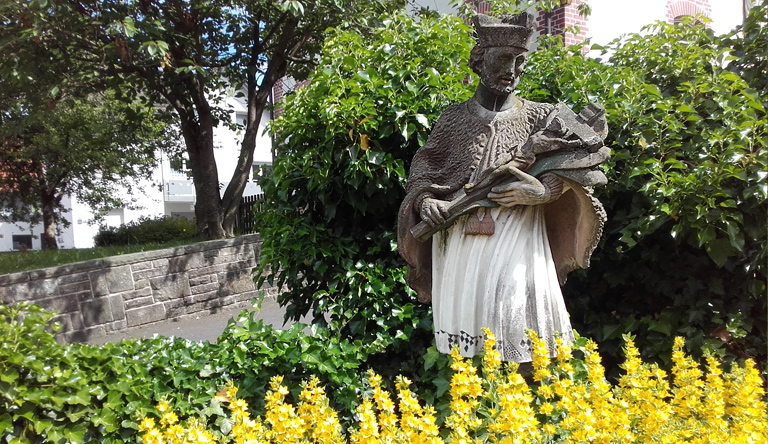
left=0, top=234, right=273, bottom=342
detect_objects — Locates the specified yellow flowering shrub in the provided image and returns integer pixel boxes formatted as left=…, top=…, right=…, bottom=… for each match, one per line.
left=139, top=331, right=767, bottom=444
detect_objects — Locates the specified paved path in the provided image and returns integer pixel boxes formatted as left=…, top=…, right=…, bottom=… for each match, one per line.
left=86, top=296, right=305, bottom=345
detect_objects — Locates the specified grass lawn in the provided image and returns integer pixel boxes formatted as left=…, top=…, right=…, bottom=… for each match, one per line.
left=0, top=240, right=197, bottom=275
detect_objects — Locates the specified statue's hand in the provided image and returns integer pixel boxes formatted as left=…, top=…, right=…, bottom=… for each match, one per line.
left=488, top=166, right=549, bottom=207
left=420, top=198, right=450, bottom=227
left=525, top=131, right=583, bottom=155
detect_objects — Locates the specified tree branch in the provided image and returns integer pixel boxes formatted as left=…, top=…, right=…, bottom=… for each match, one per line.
left=285, top=55, right=314, bottom=64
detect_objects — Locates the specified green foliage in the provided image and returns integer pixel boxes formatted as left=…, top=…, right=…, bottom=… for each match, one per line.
left=450, top=0, right=592, bottom=37
left=722, top=1, right=768, bottom=97
left=0, top=301, right=425, bottom=442
left=451, top=0, right=587, bottom=17
left=1, top=302, right=150, bottom=443
left=213, top=311, right=383, bottom=425
left=257, top=10, right=475, bottom=346
left=517, top=10, right=767, bottom=371
left=93, top=216, right=199, bottom=247
left=259, top=2, right=766, bottom=375
left=0, top=301, right=438, bottom=442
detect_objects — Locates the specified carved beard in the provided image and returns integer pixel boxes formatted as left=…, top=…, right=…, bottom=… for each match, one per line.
left=480, top=72, right=520, bottom=95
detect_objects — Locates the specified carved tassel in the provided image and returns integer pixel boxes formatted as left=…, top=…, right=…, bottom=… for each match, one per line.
left=464, top=208, right=495, bottom=235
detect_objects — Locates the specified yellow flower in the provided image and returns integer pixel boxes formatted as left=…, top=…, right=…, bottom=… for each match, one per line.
left=350, top=398, right=379, bottom=444
left=132, top=335, right=768, bottom=444
left=557, top=362, right=574, bottom=375
left=446, top=346, right=485, bottom=441
left=482, top=328, right=501, bottom=375
left=163, top=423, right=184, bottom=441
left=141, top=427, right=163, bottom=444
left=156, top=400, right=170, bottom=414
left=139, top=417, right=155, bottom=432
left=555, top=335, right=572, bottom=363
left=297, top=377, right=343, bottom=444
left=231, top=398, right=248, bottom=414
left=226, top=383, right=238, bottom=401
left=538, top=384, right=554, bottom=400
left=160, top=411, right=178, bottom=427
left=528, top=330, right=551, bottom=382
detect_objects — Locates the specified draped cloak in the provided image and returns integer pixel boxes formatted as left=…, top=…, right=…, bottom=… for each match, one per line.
left=397, top=96, right=607, bottom=360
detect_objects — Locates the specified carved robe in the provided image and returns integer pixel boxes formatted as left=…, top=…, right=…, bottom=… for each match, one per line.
left=398, top=96, right=606, bottom=361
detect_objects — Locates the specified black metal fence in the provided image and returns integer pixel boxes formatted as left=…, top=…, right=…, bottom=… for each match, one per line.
left=235, top=193, right=266, bottom=234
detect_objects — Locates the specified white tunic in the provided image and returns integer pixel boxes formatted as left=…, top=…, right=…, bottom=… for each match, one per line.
left=432, top=204, right=574, bottom=362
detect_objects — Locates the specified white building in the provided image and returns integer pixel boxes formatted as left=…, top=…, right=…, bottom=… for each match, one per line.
left=0, top=94, right=273, bottom=251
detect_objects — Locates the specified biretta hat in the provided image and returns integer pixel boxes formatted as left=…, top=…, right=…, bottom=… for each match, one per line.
left=473, top=12, right=536, bottom=51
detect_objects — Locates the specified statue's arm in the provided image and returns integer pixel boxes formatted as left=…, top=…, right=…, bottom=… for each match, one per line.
left=539, top=173, right=566, bottom=202
left=405, top=105, right=467, bottom=227
left=487, top=167, right=564, bottom=207
left=407, top=160, right=453, bottom=227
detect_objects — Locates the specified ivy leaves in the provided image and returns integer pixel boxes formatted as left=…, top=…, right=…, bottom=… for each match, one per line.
left=0, top=301, right=393, bottom=442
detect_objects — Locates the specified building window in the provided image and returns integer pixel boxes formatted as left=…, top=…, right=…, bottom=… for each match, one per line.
left=12, top=234, right=33, bottom=251
left=666, top=0, right=712, bottom=27
left=282, top=77, right=297, bottom=95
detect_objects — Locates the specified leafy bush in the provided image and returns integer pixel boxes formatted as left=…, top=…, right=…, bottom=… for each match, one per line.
left=517, top=9, right=767, bottom=372
left=260, top=2, right=767, bottom=375
left=255, top=10, right=476, bottom=394
left=0, top=302, right=226, bottom=443
left=138, top=330, right=767, bottom=443
left=94, top=216, right=199, bottom=247
left=256, top=9, right=475, bottom=350
left=210, top=310, right=384, bottom=425
left=4, top=301, right=766, bottom=443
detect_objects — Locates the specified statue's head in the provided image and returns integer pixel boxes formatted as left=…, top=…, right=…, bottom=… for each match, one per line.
left=469, top=13, right=536, bottom=95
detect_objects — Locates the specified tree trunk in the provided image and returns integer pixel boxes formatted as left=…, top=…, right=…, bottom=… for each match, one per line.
left=180, top=110, right=227, bottom=240
left=220, top=19, right=300, bottom=235
left=220, top=122, right=257, bottom=237
left=40, top=189, right=58, bottom=250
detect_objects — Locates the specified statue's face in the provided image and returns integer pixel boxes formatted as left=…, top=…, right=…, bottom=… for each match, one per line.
left=480, top=46, right=527, bottom=95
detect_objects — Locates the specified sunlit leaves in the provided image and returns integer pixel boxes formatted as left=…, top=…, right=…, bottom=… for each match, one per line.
left=1, top=301, right=391, bottom=442
left=518, top=7, right=767, bottom=370
left=257, top=9, right=474, bottom=344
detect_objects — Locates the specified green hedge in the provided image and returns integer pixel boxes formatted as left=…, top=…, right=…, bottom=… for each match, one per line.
left=94, top=216, right=199, bottom=247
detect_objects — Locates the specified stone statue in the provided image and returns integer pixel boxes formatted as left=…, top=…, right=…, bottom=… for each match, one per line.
left=397, top=12, right=609, bottom=362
